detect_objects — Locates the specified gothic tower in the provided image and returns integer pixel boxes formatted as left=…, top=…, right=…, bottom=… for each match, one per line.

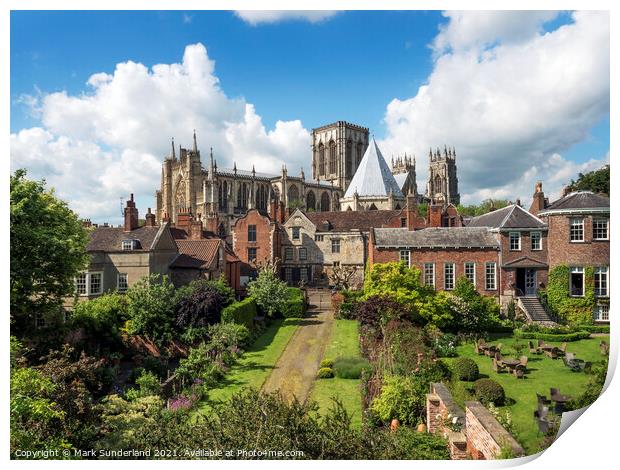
left=425, top=145, right=460, bottom=205
left=311, top=121, right=369, bottom=192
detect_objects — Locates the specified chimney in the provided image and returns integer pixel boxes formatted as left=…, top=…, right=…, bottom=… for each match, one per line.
left=162, top=211, right=170, bottom=223
left=427, top=204, right=443, bottom=228
left=176, top=207, right=193, bottom=233
left=270, top=197, right=285, bottom=224
left=189, top=213, right=204, bottom=240
left=529, top=181, right=546, bottom=216
left=406, top=191, right=423, bottom=231
left=204, top=211, right=220, bottom=236
left=145, top=208, right=157, bottom=227
left=562, top=185, right=571, bottom=198
left=124, top=193, right=139, bottom=232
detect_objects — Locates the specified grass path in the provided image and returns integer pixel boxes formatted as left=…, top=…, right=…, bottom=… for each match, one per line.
left=446, top=335, right=609, bottom=454
left=195, top=318, right=299, bottom=413
left=261, top=308, right=334, bottom=402
left=309, top=319, right=363, bottom=428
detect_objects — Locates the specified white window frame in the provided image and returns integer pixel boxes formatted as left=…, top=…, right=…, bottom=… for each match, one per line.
left=531, top=231, right=542, bottom=251
left=594, top=304, right=609, bottom=322
left=424, top=263, right=435, bottom=287
left=75, top=273, right=88, bottom=295
left=569, top=267, right=585, bottom=297
left=331, top=238, right=341, bottom=254
left=464, top=262, right=476, bottom=286
left=594, top=266, right=609, bottom=297
left=569, top=218, right=585, bottom=242
left=485, top=263, right=497, bottom=290
left=76, top=272, right=104, bottom=296
left=444, top=263, right=455, bottom=290
left=117, top=273, right=128, bottom=293
left=122, top=239, right=134, bottom=251
left=509, top=232, right=521, bottom=251
left=593, top=218, right=609, bottom=241
left=399, top=249, right=411, bottom=267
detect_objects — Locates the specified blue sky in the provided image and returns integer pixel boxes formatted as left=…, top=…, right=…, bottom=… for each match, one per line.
left=10, top=10, right=610, bottom=222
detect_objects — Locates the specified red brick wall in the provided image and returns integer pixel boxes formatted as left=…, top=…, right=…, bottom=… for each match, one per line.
left=499, top=230, right=549, bottom=293
left=232, top=209, right=275, bottom=266
left=543, top=214, right=610, bottom=269
left=370, top=245, right=500, bottom=297
left=465, top=402, right=524, bottom=459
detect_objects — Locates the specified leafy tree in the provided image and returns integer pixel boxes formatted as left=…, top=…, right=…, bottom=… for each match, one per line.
left=566, top=165, right=609, bottom=195
left=70, top=292, right=129, bottom=345
left=10, top=169, right=89, bottom=332
left=371, top=375, right=427, bottom=426
left=125, top=274, right=177, bottom=345
left=447, top=277, right=502, bottom=332
left=457, top=199, right=510, bottom=217
left=247, top=264, right=289, bottom=317
left=364, top=262, right=432, bottom=307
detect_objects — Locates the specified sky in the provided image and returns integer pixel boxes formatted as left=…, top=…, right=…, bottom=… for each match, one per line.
left=10, top=10, right=610, bottom=224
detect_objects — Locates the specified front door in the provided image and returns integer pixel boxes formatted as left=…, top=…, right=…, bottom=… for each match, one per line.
left=525, top=269, right=537, bottom=296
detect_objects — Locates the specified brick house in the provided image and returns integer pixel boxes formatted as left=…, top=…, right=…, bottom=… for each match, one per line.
left=369, top=227, right=501, bottom=297
left=279, top=206, right=412, bottom=287
left=76, top=195, right=178, bottom=301
left=231, top=206, right=282, bottom=287
left=466, top=204, right=549, bottom=302
left=537, top=190, right=610, bottom=323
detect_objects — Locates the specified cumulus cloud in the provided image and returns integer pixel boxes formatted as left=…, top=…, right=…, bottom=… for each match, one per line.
left=379, top=10, right=610, bottom=206
left=234, top=10, right=338, bottom=25
left=11, top=43, right=310, bottom=223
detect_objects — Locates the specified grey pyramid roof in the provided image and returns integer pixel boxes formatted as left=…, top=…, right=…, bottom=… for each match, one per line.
left=344, top=139, right=404, bottom=198
left=466, top=204, right=546, bottom=230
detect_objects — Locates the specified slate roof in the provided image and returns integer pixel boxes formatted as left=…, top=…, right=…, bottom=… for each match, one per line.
left=466, top=204, right=546, bottom=230
left=170, top=239, right=221, bottom=269
left=303, top=209, right=402, bottom=233
left=343, top=139, right=404, bottom=198
left=373, top=227, right=500, bottom=249
left=540, top=191, right=610, bottom=213
left=87, top=225, right=163, bottom=252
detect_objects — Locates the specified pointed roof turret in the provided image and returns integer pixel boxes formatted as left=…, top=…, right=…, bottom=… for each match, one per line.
left=171, top=137, right=176, bottom=160
left=193, top=129, right=198, bottom=153
left=343, top=138, right=404, bottom=198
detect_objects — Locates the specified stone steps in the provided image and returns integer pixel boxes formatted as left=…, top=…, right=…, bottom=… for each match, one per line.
left=519, top=297, right=555, bottom=323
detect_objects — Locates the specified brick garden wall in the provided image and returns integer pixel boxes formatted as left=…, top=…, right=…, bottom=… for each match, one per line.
left=465, top=401, right=525, bottom=459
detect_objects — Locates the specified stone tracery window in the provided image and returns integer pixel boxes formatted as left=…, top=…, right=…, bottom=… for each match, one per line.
left=346, top=139, right=353, bottom=177
left=306, top=191, right=316, bottom=211
left=318, top=143, right=325, bottom=176
left=329, top=140, right=337, bottom=175
left=218, top=180, right=228, bottom=212
left=320, top=192, right=330, bottom=212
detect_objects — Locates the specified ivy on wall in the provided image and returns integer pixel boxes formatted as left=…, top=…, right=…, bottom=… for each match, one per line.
left=544, top=265, right=595, bottom=325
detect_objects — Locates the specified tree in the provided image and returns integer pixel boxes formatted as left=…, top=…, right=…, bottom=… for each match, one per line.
left=247, top=262, right=289, bottom=317
left=10, top=169, right=89, bottom=332
left=125, top=274, right=177, bottom=345
left=457, top=199, right=510, bottom=217
left=174, top=279, right=234, bottom=331
left=566, top=165, right=609, bottom=195
left=448, top=277, right=502, bottom=332
left=328, top=265, right=358, bottom=289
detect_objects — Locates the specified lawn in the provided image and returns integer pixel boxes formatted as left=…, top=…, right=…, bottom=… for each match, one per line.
left=195, top=318, right=299, bottom=413
left=309, top=319, right=363, bottom=428
left=445, top=334, right=609, bottom=454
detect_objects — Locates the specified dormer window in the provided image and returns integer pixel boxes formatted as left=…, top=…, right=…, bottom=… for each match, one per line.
left=292, top=227, right=301, bottom=240
left=122, top=239, right=139, bottom=251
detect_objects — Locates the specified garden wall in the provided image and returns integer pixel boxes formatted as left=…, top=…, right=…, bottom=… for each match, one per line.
left=426, top=383, right=524, bottom=460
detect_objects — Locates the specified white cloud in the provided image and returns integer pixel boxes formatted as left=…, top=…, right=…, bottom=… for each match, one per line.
left=11, top=43, right=310, bottom=223
left=379, top=10, right=610, bottom=207
left=234, top=10, right=338, bottom=26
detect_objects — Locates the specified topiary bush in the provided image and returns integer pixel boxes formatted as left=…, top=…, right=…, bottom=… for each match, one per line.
left=333, top=356, right=371, bottom=379
left=474, top=378, right=505, bottom=405
left=452, top=357, right=479, bottom=381
left=320, top=358, right=334, bottom=368
left=317, top=367, right=334, bottom=379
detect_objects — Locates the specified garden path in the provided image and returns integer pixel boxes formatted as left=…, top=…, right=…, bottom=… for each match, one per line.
left=261, top=289, right=334, bottom=403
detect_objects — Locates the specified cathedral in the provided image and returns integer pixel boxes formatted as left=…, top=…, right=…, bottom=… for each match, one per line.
left=155, top=121, right=460, bottom=234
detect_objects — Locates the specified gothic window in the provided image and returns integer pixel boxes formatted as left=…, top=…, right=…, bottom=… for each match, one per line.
left=256, top=185, right=268, bottom=211
left=356, top=142, right=363, bottom=166
left=318, top=143, right=325, bottom=176
left=434, top=174, right=442, bottom=194
left=329, top=140, right=337, bottom=175
left=287, top=185, right=300, bottom=205
left=346, top=140, right=353, bottom=177
left=320, top=192, right=330, bottom=212
left=306, top=191, right=316, bottom=211
left=237, top=183, right=248, bottom=210
left=218, top=180, right=228, bottom=212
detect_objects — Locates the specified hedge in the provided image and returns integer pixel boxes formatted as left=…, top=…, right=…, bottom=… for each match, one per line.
left=514, top=329, right=591, bottom=342
left=281, top=287, right=306, bottom=318
left=221, top=297, right=257, bottom=329
left=576, top=324, right=610, bottom=334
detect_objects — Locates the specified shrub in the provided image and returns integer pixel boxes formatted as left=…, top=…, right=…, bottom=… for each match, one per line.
left=320, top=358, right=334, bottom=368
left=281, top=287, right=306, bottom=318
left=70, top=292, right=129, bottom=340
left=174, top=280, right=233, bottom=331
left=452, top=357, right=479, bottom=382
left=370, top=375, right=424, bottom=425
left=247, top=267, right=289, bottom=317
left=364, top=262, right=431, bottom=307
left=125, top=370, right=161, bottom=401
left=428, top=329, right=458, bottom=358
left=474, top=378, right=505, bottom=405
left=447, top=277, right=503, bottom=333
left=545, top=265, right=596, bottom=325
left=575, top=324, right=610, bottom=334
left=514, top=329, right=590, bottom=342
left=221, top=297, right=257, bottom=328
left=317, top=367, right=334, bottom=378
left=336, top=290, right=363, bottom=320
left=333, top=356, right=371, bottom=379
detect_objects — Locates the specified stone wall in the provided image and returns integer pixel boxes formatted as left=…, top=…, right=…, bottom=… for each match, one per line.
left=426, top=383, right=467, bottom=460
